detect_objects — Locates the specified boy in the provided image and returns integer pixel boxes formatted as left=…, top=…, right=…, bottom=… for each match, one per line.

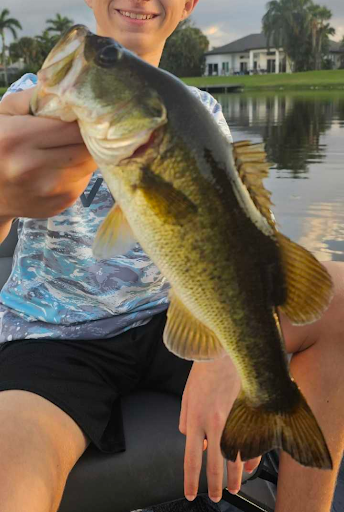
left=0, top=1, right=343, bottom=511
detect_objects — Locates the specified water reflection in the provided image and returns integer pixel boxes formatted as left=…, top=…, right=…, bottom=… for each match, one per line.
left=216, top=91, right=344, bottom=261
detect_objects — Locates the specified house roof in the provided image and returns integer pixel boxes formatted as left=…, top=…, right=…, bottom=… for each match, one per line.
left=205, top=33, right=272, bottom=56
left=206, top=33, right=344, bottom=56
left=329, top=40, right=344, bottom=53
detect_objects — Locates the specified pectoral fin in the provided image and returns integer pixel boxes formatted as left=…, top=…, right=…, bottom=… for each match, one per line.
left=138, top=169, right=197, bottom=224
left=163, top=291, right=226, bottom=361
left=277, top=233, right=334, bottom=324
left=93, top=204, right=137, bottom=259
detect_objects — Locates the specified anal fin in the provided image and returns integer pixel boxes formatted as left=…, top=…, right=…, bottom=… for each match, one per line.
left=163, top=291, right=226, bottom=361
left=277, top=233, right=334, bottom=324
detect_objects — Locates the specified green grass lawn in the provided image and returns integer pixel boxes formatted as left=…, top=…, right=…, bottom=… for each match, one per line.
left=2, top=70, right=344, bottom=97
left=182, top=69, right=344, bottom=90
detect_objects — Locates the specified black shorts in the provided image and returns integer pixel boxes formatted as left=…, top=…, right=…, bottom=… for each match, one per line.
left=0, top=311, right=192, bottom=453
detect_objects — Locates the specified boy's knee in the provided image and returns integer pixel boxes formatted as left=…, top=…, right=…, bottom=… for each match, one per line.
left=0, top=390, right=87, bottom=512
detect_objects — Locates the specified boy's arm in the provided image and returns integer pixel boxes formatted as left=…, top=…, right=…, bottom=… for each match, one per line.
left=0, top=218, right=13, bottom=245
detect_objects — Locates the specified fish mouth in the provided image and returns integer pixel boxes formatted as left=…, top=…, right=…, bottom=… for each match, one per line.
left=41, top=25, right=89, bottom=72
left=30, top=26, right=89, bottom=119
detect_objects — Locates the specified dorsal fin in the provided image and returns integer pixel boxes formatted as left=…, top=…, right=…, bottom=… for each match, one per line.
left=233, top=141, right=275, bottom=229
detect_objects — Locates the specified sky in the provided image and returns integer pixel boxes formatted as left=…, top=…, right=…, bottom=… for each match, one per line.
left=2, top=0, right=344, bottom=49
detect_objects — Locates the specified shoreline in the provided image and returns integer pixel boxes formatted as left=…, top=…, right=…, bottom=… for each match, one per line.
left=182, top=69, right=344, bottom=91
left=2, top=70, right=344, bottom=96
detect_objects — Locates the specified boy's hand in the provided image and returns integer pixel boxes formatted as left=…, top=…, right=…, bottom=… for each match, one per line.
left=180, top=356, right=261, bottom=502
left=0, top=88, right=98, bottom=220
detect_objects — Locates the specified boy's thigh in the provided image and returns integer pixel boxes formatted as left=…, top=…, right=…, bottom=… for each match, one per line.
left=0, top=389, right=88, bottom=510
left=140, top=311, right=193, bottom=396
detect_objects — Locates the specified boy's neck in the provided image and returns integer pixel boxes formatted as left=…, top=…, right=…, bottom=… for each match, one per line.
left=95, top=28, right=165, bottom=68
left=137, top=48, right=164, bottom=68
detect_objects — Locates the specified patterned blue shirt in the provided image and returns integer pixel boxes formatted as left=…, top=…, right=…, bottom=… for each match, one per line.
left=0, top=74, right=232, bottom=342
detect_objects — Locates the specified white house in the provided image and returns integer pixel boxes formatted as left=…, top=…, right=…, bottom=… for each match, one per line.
left=205, top=33, right=343, bottom=76
left=328, top=40, right=344, bottom=69
left=0, top=60, right=25, bottom=88
left=205, top=33, right=290, bottom=76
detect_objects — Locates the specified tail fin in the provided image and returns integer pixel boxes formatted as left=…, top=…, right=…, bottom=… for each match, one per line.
left=220, top=388, right=333, bottom=470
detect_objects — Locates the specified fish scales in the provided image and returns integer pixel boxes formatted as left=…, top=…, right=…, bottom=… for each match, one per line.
left=31, top=25, right=334, bottom=470
left=103, top=127, right=286, bottom=390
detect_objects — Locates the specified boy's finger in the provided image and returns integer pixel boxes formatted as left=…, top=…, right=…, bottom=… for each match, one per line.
left=184, top=430, right=204, bottom=501
left=36, top=122, right=85, bottom=149
left=1, top=90, right=85, bottom=149
left=226, top=454, right=243, bottom=495
left=206, top=436, right=224, bottom=503
left=244, top=456, right=261, bottom=474
left=0, top=87, right=37, bottom=115
left=179, top=396, right=188, bottom=435
left=7, top=145, right=96, bottom=183
left=1, top=114, right=85, bottom=149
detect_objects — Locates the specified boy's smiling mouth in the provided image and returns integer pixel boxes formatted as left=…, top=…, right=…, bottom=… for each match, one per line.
left=116, top=9, right=159, bottom=21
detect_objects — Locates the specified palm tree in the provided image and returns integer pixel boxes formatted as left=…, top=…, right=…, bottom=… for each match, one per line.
left=262, top=0, right=313, bottom=72
left=0, top=9, right=22, bottom=86
left=36, top=30, right=58, bottom=64
left=9, top=37, right=38, bottom=66
left=46, top=13, right=74, bottom=36
left=309, top=5, right=335, bottom=70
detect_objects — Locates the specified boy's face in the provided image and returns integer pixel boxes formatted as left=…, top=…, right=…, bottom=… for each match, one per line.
left=84, top=0, right=198, bottom=63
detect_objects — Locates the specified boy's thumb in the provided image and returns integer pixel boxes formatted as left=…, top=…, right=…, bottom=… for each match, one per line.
left=0, top=87, right=37, bottom=116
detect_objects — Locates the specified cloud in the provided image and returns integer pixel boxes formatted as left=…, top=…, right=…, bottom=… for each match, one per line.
left=203, top=23, right=239, bottom=49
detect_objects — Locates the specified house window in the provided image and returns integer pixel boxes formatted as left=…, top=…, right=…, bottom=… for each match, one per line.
left=222, top=62, right=229, bottom=75
left=267, top=51, right=276, bottom=56
left=267, top=59, right=276, bottom=73
left=208, top=63, right=219, bottom=76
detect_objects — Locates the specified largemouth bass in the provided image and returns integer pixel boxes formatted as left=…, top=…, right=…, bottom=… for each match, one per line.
left=31, top=25, right=333, bottom=469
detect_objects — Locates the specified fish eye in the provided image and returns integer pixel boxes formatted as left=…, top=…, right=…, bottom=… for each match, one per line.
left=97, top=45, right=122, bottom=67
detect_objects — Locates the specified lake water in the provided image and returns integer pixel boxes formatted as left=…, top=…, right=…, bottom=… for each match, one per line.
left=216, top=91, right=344, bottom=262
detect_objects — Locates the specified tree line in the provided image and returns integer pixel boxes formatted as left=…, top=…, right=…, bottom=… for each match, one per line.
left=1, top=2, right=344, bottom=86
left=262, top=0, right=340, bottom=72
left=0, top=10, right=74, bottom=86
